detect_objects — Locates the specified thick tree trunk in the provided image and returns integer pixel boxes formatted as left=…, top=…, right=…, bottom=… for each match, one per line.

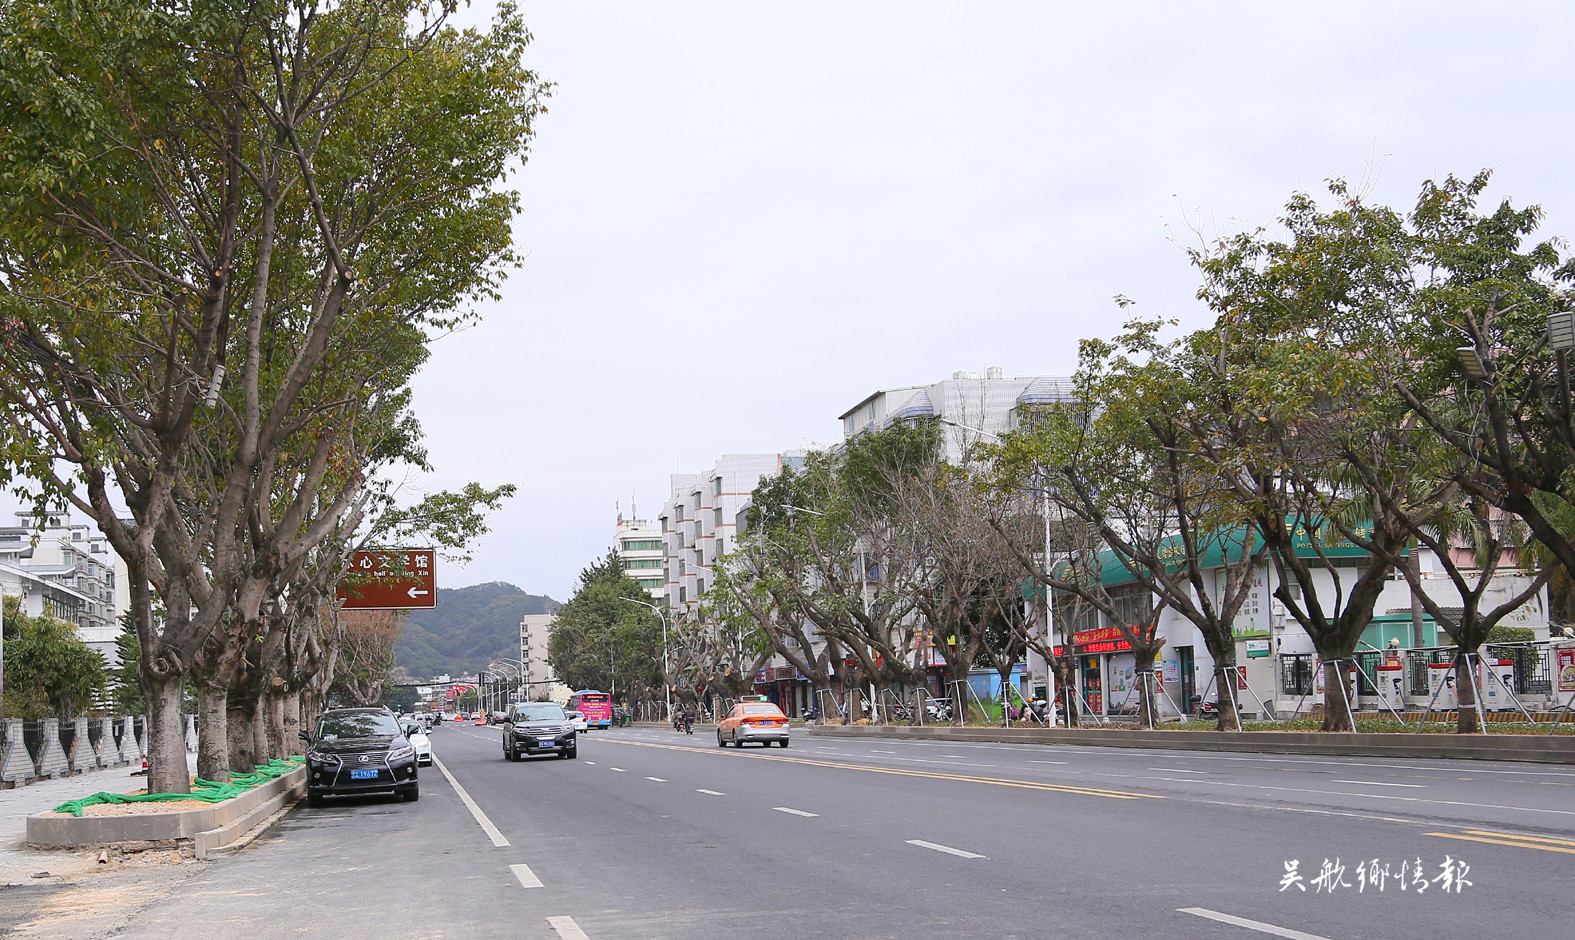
left=227, top=696, right=259, bottom=772
left=1321, top=660, right=1356, bottom=733
left=144, top=674, right=190, bottom=794
left=1455, top=653, right=1482, bottom=734
left=197, top=681, right=231, bottom=782
left=1133, top=646, right=1159, bottom=729
left=1214, top=661, right=1243, bottom=731
left=265, top=684, right=288, bottom=758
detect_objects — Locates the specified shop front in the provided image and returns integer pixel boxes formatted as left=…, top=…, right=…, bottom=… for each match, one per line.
left=1054, top=626, right=1134, bottom=717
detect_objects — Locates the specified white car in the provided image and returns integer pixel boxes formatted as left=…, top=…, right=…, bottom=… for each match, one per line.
left=565, top=710, right=589, bottom=733
left=405, top=724, right=434, bottom=766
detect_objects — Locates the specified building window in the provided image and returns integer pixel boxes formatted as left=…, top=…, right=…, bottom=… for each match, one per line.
left=624, top=559, right=662, bottom=569
left=713, top=477, right=722, bottom=496
left=622, top=539, right=662, bottom=551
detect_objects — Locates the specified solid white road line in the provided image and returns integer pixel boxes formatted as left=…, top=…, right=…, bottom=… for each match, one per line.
left=1333, top=779, right=1426, bottom=788
left=1179, top=907, right=1334, bottom=940
left=431, top=756, right=509, bottom=847
left=511, top=863, right=543, bottom=888
left=646, top=776, right=666, bottom=782
left=906, top=839, right=987, bottom=859
left=774, top=807, right=819, bottom=817
left=696, top=788, right=725, bottom=796
left=547, top=915, right=591, bottom=939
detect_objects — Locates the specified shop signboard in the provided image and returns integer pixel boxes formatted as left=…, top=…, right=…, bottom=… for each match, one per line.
left=1245, top=639, right=1270, bottom=659
left=1558, top=646, right=1575, bottom=694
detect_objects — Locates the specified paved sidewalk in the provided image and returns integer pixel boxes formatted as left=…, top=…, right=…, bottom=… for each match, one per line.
left=0, top=755, right=196, bottom=885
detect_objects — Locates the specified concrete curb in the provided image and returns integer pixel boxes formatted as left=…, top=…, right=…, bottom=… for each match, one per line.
left=25, top=766, right=307, bottom=850
left=804, top=724, right=1575, bottom=764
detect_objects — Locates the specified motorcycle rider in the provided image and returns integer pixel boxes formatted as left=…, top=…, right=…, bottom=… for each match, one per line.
left=681, top=702, right=696, bottom=734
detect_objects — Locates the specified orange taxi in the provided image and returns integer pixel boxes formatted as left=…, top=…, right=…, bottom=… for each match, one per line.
left=716, top=697, right=790, bottom=748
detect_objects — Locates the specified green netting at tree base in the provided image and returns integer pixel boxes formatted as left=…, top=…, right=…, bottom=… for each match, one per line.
left=51, top=757, right=306, bottom=817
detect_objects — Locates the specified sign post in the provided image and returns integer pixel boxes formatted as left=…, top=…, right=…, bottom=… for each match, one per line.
left=337, top=549, right=437, bottom=609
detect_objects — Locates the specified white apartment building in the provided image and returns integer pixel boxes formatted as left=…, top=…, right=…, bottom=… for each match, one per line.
left=0, top=510, right=123, bottom=665
left=519, top=612, right=557, bottom=699
left=838, top=366, right=1075, bottom=458
left=659, top=453, right=801, bottom=620
left=613, top=511, right=665, bottom=599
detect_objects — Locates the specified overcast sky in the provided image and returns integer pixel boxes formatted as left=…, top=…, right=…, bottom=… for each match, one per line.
left=7, top=2, right=1575, bottom=602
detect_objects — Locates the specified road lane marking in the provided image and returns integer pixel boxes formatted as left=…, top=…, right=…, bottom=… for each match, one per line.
left=1150, top=768, right=1208, bottom=774
left=1028, top=760, right=1066, bottom=765
left=584, top=761, right=596, bottom=765
left=1334, top=779, right=1425, bottom=788
left=774, top=807, right=819, bottom=817
left=1179, top=907, right=1334, bottom=940
left=547, top=915, right=590, bottom=939
left=906, top=840, right=986, bottom=859
left=646, top=776, right=666, bottom=782
left=872, top=750, right=895, bottom=754
left=511, top=863, right=543, bottom=888
left=431, top=756, right=509, bottom=847
left=603, top=738, right=1162, bottom=800
left=696, top=788, right=725, bottom=796
left=1464, top=829, right=1575, bottom=847
left=1428, top=830, right=1575, bottom=855
left=610, top=768, right=627, bottom=772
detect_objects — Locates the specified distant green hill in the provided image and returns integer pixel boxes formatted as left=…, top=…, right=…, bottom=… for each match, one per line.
left=398, top=582, right=559, bottom=678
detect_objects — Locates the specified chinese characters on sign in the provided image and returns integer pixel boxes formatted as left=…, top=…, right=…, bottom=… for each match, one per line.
left=337, top=549, right=437, bottom=609
left=1279, top=857, right=1471, bottom=895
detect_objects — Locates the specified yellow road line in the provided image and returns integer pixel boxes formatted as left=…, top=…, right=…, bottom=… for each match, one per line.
left=1462, top=829, right=1575, bottom=848
left=1426, top=832, right=1575, bottom=855
left=602, top=738, right=1163, bottom=801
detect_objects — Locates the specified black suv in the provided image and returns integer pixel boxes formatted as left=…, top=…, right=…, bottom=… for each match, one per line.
left=302, top=707, right=420, bottom=806
left=502, top=701, right=577, bottom=760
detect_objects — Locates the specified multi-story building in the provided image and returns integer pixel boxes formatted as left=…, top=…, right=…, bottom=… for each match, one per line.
left=837, top=366, right=1075, bottom=458
left=658, top=453, right=802, bottom=621
left=0, top=510, right=123, bottom=665
left=613, top=511, right=665, bottom=599
left=519, top=612, right=557, bottom=700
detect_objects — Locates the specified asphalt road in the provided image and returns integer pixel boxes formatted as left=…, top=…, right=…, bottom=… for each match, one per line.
left=84, top=723, right=1575, bottom=939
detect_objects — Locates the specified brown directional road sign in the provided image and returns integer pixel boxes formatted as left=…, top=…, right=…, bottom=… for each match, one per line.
left=337, top=549, right=437, bottom=609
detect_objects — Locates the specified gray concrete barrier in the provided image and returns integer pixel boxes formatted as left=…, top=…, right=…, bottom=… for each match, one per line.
left=26, top=765, right=306, bottom=850
left=805, top=723, right=1575, bottom=764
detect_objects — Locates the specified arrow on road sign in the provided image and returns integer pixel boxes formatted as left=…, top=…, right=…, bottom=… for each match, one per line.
left=408, top=587, right=429, bottom=598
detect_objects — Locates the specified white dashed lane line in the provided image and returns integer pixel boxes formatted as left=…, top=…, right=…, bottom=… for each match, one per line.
left=696, top=788, right=725, bottom=796
left=511, top=863, right=543, bottom=888
left=645, top=776, right=666, bottom=782
left=610, top=768, right=627, bottom=773
left=1179, top=907, right=1333, bottom=940
left=774, top=807, right=819, bottom=817
left=547, top=915, right=591, bottom=939
left=906, top=839, right=987, bottom=859
left=1334, top=779, right=1426, bottom=788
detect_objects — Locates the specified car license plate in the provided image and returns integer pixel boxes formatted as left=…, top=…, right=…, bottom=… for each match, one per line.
left=538, top=738, right=556, bottom=746
left=350, top=768, right=379, bottom=780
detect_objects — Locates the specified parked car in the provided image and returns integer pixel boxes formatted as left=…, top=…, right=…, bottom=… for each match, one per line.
left=403, top=722, right=434, bottom=766
left=716, top=698, right=791, bottom=748
left=302, top=707, right=420, bottom=806
left=565, top=709, right=589, bottom=733
left=502, top=701, right=578, bottom=761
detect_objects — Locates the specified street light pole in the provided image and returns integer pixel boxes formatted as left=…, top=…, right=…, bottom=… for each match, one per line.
left=619, top=595, right=672, bottom=722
